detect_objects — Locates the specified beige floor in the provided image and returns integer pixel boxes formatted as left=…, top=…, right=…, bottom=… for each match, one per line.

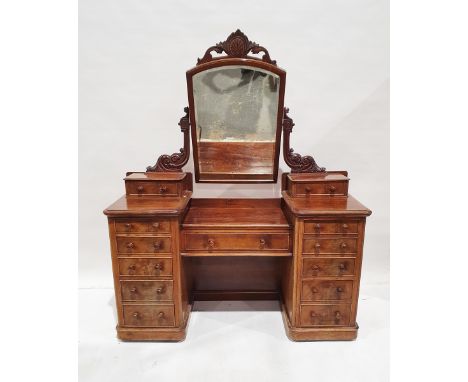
left=79, top=284, right=389, bottom=382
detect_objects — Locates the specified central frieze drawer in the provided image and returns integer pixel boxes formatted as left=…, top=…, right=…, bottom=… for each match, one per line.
left=183, top=232, right=290, bottom=252
left=123, top=305, right=175, bottom=327
left=300, top=304, right=351, bottom=327
left=301, top=280, right=354, bottom=302
left=116, top=236, right=172, bottom=254
left=303, top=237, right=357, bottom=255
left=121, top=280, right=173, bottom=301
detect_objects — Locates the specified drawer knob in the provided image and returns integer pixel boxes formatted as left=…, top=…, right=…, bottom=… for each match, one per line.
left=328, top=185, right=336, bottom=193
left=128, top=265, right=136, bottom=271
left=159, top=186, right=168, bottom=193
left=305, top=187, right=311, bottom=193
left=124, top=223, right=132, bottom=229
left=335, top=311, right=342, bottom=320
left=310, top=311, right=320, bottom=318
left=132, top=312, right=140, bottom=318
left=153, top=241, right=161, bottom=250
left=156, top=287, right=164, bottom=294
left=154, top=263, right=162, bottom=270
left=259, top=238, right=266, bottom=248
left=126, top=242, right=135, bottom=249
left=336, top=287, right=344, bottom=293
left=342, top=223, right=349, bottom=229
left=137, top=186, right=144, bottom=192
left=157, top=312, right=165, bottom=318
left=312, top=287, right=319, bottom=293
left=314, top=223, right=321, bottom=231
left=339, top=263, right=346, bottom=271
left=311, top=265, right=320, bottom=271
left=207, top=239, right=215, bottom=248
left=340, top=242, right=347, bottom=249
left=152, top=222, right=160, bottom=229
left=130, top=287, right=137, bottom=293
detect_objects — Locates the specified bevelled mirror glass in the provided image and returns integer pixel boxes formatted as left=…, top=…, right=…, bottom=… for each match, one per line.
left=187, top=62, right=286, bottom=182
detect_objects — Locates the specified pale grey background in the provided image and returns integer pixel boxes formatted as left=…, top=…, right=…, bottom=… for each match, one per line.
left=79, top=1, right=389, bottom=380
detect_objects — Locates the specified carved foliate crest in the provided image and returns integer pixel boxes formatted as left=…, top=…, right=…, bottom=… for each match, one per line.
left=197, top=29, right=276, bottom=65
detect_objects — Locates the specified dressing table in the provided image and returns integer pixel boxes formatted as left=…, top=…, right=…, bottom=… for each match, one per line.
left=104, top=30, right=371, bottom=341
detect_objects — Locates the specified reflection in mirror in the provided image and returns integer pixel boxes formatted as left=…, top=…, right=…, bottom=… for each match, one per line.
left=192, top=65, right=280, bottom=181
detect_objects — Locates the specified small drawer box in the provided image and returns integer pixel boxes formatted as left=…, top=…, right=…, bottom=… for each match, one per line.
left=286, top=172, right=349, bottom=197
left=124, top=172, right=192, bottom=197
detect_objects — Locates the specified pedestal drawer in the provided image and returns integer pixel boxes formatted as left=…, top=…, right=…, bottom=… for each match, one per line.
left=123, top=305, right=175, bottom=327
left=115, top=220, right=171, bottom=234
left=118, top=258, right=173, bottom=277
left=116, top=237, right=172, bottom=254
left=303, top=237, right=357, bottom=255
left=183, top=232, right=290, bottom=252
left=302, top=258, right=355, bottom=277
left=304, top=221, right=358, bottom=235
left=300, top=304, right=351, bottom=327
left=301, top=280, right=354, bottom=302
left=121, top=280, right=173, bottom=301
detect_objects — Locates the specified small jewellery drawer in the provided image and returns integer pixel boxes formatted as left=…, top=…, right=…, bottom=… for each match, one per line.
left=300, top=304, right=351, bottom=327
left=301, top=280, right=354, bottom=302
left=303, top=237, right=357, bottom=255
left=123, top=304, right=175, bottom=327
left=294, top=182, right=347, bottom=196
left=126, top=181, right=178, bottom=196
left=303, top=221, right=358, bottom=235
left=121, top=280, right=173, bottom=301
left=118, top=258, right=173, bottom=277
left=302, top=258, right=355, bottom=277
left=116, top=237, right=172, bottom=254
left=115, top=219, right=171, bottom=234
left=183, top=232, right=290, bottom=252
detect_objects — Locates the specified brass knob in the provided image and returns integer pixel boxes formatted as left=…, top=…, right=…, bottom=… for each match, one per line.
left=154, top=263, right=162, bottom=270
left=335, top=311, right=342, bottom=320
left=137, top=186, right=144, bottom=192
left=157, top=312, right=165, bottom=318
left=126, top=242, right=134, bottom=249
left=132, top=312, right=140, bottom=318
left=342, top=223, right=348, bottom=230
left=259, top=238, right=266, bottom=248
left=153, top=242, right=161, bottom=250
left=312, top=287, right=319, bottom=293
left=339, top=263, right=346, bottom=270
left=128, top=265, right=136, bottom=271
left=328, top=185, right=336, bottom=193
left=130, top=287, right=137, bottom=293
left=152, top=222, right=160, bottom=229
left=340, top=242, right=347, bottom=249
left=336, top=287, right=344, bottom=293
left=208, top=239, right=215, bottom=248
left=125, top=223, right=132, bottom=229
left=159, top=186, right=168, bottom=193
left=156, top=287, right=163, bottom=294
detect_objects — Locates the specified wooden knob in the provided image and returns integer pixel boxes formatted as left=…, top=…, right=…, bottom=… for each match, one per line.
left=328, top=185, right=336, bottom=193
left=339, top=263, right=346, bottom=270
left=156, top=287, right=163, bottom=294
left=312, top=287, right=318, bottom=293
left=207, top=239, right=215, bottom=248
left=335, top=311, right=342, bottom=320
left=310, top=312, right=318, bottom=318
left=154, top=263, right=162, bottom=270
left=157, top=312, right=165, bottom=318
left=125, top=223, right=132, bottom=229
left=126, top=242, right=134, bottom=249
left=128, top=265, right=136, bottom=271
left=305, top=187, right=311, bottom=193
left=159, top=186, right=168, bottom=193
left=259, top=238, right=266, bottom=248
left=340, top=242, right=347, bottom=249
left=152, top=222, right=160, bottom=229
left=314, top=223, right=321, bottom=231
left=336, top=287, right=344, bottom=293
left=132, top=312, right=140, bottom=318
left=137, top=186, right=144, bottom=192
left=311, top=265, right=320, bottom=271
left=130, top=287, right=137, bottom=293
left=342, top=223, right=348, bottom=229
left=153, top=241, right=161, bottom=250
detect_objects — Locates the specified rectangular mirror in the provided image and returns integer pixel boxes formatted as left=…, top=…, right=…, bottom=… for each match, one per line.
left=187, top=62, right=286, bottom=182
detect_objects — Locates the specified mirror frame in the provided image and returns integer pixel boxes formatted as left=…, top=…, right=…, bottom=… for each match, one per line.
left=186, top=58, right=286, bottom=183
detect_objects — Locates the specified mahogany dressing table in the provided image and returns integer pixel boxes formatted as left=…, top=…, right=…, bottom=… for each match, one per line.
left=104, top=30, right=371, bottom=341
